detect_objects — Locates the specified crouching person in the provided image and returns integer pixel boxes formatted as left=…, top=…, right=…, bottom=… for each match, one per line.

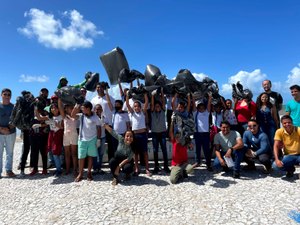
left=104, top=124, right=134, bottom=186
left=272, top=115, right=300, bottom=178
left=169, top=120, right=195, bottom=184
left=242, top=119, right=272, bottom=173
left=213, top=121, right=245, bottom=178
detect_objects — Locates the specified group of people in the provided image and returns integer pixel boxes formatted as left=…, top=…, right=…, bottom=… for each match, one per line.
left=0, top=77, right=299, bottom=185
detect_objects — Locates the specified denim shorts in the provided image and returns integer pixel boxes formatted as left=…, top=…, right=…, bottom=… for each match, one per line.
left=78, top=137, right=97, bottom=159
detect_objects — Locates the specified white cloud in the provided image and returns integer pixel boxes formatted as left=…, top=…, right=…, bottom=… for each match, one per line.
left=18, top=8, right=104, bottom=50
left=220, top=69, right=267, bottom=97
left=192, top=72, right=209, bottom=81
left=19, top=74, right=49, bottom=83
left=286, top=63, right=300, bottom=89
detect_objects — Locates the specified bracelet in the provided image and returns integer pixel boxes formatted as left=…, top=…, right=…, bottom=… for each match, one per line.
left=119, top=164, right=122, bottom=168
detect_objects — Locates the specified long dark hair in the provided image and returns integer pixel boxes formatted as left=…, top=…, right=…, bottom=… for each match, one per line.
left=256, top=92, right=273, bottom=109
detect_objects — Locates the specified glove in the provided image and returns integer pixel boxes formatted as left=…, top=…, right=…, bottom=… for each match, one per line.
left=32, top=124, right=41, bottom=129
left=171, top=113, right=176, bottom=122
left=96, top=139, right=101, bottom=148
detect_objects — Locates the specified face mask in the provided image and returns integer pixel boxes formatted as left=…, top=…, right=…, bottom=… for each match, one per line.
left=115, top=106, right=122, bottom=111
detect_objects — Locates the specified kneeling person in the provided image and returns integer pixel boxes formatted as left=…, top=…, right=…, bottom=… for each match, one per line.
left=213, top=121, right=244, bottom=178
left=105, top=124, right=134, bottom=185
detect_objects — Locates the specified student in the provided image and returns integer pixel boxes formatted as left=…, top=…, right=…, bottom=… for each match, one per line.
left=169, top=119, right=195, bottom=184
left=71, top=101, right=102, bottom=182
left=35, top=103, right=64, bottom=177
left=58, top=98, right=78, bottom=176
left=104, top=124, right=134, bottom=185
left=126, top=92, right=152, bottom=176
left=93, top=104, right=106, bottom=174
left=151, top=89, right=170, bottom=174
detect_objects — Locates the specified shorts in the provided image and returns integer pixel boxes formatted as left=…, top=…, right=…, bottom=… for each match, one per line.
left=78, top=137, right=97, bottom=159
left=63, top=131, right=78, bottom=146
left=133, top=132, right=148, bottom=154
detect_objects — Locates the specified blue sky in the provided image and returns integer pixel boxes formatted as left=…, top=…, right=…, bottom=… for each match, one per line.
left=1, top=0, right=300, bottom=103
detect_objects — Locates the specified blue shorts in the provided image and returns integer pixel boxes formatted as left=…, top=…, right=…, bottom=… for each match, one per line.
left=133, top=132, right=148, bottom=154
left=78, top=137, right=98, bottom=159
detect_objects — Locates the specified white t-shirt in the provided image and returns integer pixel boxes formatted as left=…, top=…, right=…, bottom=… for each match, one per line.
left=48, top=115, right=63, bottom=132
left=212, top=111, right=223, bottom=129
left=91, top=94, right=115, bottom=126
left=130, top=111, right=146, bottom=131
left=78, top=113, right=102, bottom=141
left=193, top=110, right=210, bottom=132
left=113, top=112, right=130, bottom=134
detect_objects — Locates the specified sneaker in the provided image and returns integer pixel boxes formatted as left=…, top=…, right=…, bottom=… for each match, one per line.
left=233, top=171, right=240, bottom=178
left=164, top=167, right=171, bottom=173
left=153, top=167, right=161, bottom=174
left=243, top=164, right=256, bottom=171
left=207, top=166, right=213, bottom=172
left=286, top=171, right=294, bottom=178
left=112, top=177, right=119, bottom=186
left=29, top=170, right=38, bottom=176
left=41, top=169, right=48, bottom=175
left=18, top=171, right=25, bottom=178
left=6, top=171, right=16, bottom=177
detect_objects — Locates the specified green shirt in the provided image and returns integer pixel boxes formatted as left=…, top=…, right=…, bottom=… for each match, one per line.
left=111, top=129, right=134, bottom=161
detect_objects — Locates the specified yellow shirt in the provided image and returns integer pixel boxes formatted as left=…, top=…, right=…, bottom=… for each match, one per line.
left=274, top=127, right=300, bottom=155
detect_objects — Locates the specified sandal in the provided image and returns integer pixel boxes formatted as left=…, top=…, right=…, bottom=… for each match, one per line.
left=146, top=170, right=152, bottom=177
left=87, top=172, right=93, bottom=181
left=74, top=176, right=83, bottom=182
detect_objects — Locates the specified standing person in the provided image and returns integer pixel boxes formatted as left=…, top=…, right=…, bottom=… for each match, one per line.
left=91, top=82, right=115, bottom=160
left=104, top=124, right=134, bottom=185
left=242, top=119, right=272, bottom=173
left=256, top=92, right=279, bottom=147
left=93, top=104, right=106, bottom=174
left=71, top=101, right=102, bottom=182
left=234, top=90, right=256, bottom=136
left=259, top=79, right=283, bottom=127
left=192, top=94, right=212, bottom=170
left=0, top=88, right=16, bottom=178
left=151, top=89, right=170, bottom=174
left=35, top=103, right=64, bottom=177
left=169, top=118, right=195, bottom=184
left=58, top=99, right=78, bottom=176
left=285, top=84, right=300, bottom=127
left=126, top=92, right=152, bottom=176
left=213, top=121, right=245, bottom=178
left=222, top=99, right=238, bottom=131
left=272, top=115, right=300, bottom=178
left=112, top=100, right=130, bottom=153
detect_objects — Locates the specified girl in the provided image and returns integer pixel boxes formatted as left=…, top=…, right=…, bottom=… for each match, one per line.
left=35, top=103, right=64, bottom=177
left=126, top=92, right=152, bottom=176
left=256, top=92, right=279, bottom=148
left=58, top=98, right=78, bottom=176
left=223, top=99, right=238, bottom=131
left=104, top=124, right=134, bottom=185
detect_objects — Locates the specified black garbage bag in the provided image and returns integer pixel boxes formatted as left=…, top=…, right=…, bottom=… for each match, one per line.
left=100, top=47, right=130, bottom=85
left=232, top=81, right=244, bottom=100
left=172, top=110, right=195, bottom=146
left=144, top=64, right=162, bottom=86
left=127, top=84, right=149, bottom=103
left=174, top=69, right=202, bottom=93
left=10, top=91, right=35, bottom=130
left=85, top=72, right=99, bottom=92
left=119, top=69, right=145, bottom=83
left=55, top=86, right=83, bottom=105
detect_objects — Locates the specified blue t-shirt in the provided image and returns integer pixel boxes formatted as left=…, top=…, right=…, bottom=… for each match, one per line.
left=243, top=130, right=271, bottom=156
left=285, top=100, right=300, bottom=127
left=0, top=103, right=16, bottom=134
